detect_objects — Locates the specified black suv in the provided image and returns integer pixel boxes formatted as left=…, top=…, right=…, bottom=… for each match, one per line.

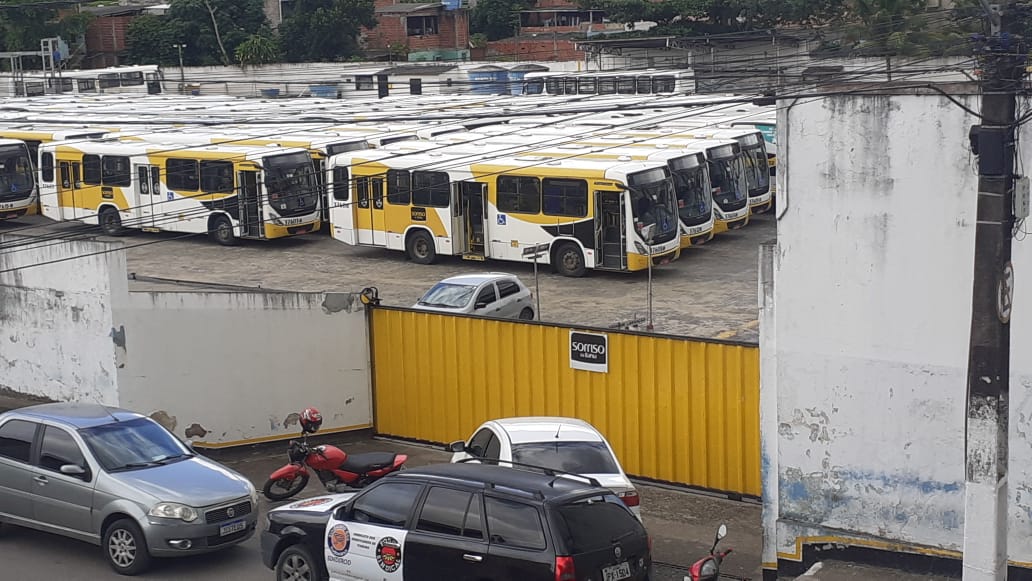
left=261, top=462, right=653, bottom=581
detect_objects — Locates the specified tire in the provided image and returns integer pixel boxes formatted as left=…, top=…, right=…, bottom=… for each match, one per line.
left=210, top=214, right=237, bottom=246
left=263, top=473, right=310, bottom=501
left=99, top=207, right=126, bottom=236
left=103, top=518, right=152, bottom=576
left=276, top=543, right=325, bottom=581
left=553, top=242, right=586, bottom=278
left=406, top=230, right=437, bottom=265
left=518, top=307, right=534, bottom=320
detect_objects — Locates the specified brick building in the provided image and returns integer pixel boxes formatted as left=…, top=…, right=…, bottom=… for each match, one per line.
left=361, top=0, right=470, bottom=62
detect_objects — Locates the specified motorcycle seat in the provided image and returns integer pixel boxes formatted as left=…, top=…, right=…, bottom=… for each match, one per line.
left=340, top=452, right=398, bottom=474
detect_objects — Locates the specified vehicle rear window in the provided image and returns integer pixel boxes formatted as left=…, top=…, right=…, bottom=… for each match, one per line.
left=554, top=494, right=645, bottom=553
left=485, top=496, right=546, bottom=550
left=510, top=441, right=620, bottom=474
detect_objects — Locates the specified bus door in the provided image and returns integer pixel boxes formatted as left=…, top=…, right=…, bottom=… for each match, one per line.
left=356, top=176, right=385, bottom=246
left=239, top=170, right=261, bottom=238
left=594, top=190, right=626, bottom=270
left=459, top=181, right=486, bottom=259
left=135, top=165, right=160, bottom=229
left=57, top=160, right=82, bottom=220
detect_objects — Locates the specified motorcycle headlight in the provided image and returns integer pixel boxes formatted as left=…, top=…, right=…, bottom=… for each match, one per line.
left=700, top=559, right=718, bottom=577
left=149, top=502, right=198, bottom=522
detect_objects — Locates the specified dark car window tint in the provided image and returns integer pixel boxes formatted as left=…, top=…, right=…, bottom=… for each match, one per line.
left=352, top=482, right=422, bottom=528
left=485, top=497, right=546, bottom=549
left=464, top=493, right=484, bottom=539
left=476, top=285, right=497, bottom=305
left=39, top=426, right=87, bottom=473
left=510, top=441, right=619, bottom=474
left=497, top=280, right=521, bottom=298
left=483, top=434, right=501, bottom=460
left=0, top=419, right=36, bottom=462
left=417, top=487, right=472, bottom=536
left=467, top=428, right=494, bottom=457
left=555, top=494, right=645, bottom=553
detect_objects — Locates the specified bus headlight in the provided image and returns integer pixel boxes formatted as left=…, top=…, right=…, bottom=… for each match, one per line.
left=634, top=241, right=646, bottom=255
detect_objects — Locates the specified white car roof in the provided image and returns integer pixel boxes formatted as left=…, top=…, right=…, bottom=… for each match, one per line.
left=437, top=272, right=519, bottom=286
left=491, top=417, right=605, bottom=444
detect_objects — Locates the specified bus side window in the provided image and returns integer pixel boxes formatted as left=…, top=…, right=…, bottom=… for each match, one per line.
left=41, top=153, right=54, bottom=182
left=59, top=162, right=70, bottom=188
left=332, top=167, right=349, bottom=201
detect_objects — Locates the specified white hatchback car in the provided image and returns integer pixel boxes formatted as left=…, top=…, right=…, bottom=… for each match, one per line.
left=448, top=416, right=641, bottom=519
left=412, top=272, right=535, bottom=320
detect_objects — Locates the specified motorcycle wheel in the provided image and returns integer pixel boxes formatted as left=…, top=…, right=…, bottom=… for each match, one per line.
left=263, top=473, right=310, bottom=501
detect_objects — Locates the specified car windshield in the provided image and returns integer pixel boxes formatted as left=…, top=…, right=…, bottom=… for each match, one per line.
left=417, top=282, right=477, bottom=309
left=79, top=417, right=192, bottom=472
left=510, top=441, right=620, bottom=474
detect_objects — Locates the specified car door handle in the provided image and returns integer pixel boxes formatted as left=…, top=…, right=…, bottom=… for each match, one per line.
left=33, top=475, right=48, bottom=484
left=463, top=554, right=483, bottom=563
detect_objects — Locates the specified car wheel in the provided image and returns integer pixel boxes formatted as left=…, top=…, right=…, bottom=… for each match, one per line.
left=263, top=473, right=310, bottom=501
left=518, top=307, right=534, bottom=320
left=103, top=518, right=152, bottom=576
left=406, top=230, right=437, bottom=265
left=210, top=214, right=237, bottom=246
left=276, top=544, right=325, bottom=581
left=99, top=207, right=126, bottom=236
left=553, top=242, right=586, bottom=277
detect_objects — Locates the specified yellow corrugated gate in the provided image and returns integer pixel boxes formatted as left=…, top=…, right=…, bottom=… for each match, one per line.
left=370, top=307, right=761, bottom=498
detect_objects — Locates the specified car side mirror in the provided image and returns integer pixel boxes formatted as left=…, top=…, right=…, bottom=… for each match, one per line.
left=60, top=464, right=86, bottom=476
left=335, top=503, right=353, bottom=521
left=447, top=440, right=466, bottom=453
left=475, top=301, right=488, bottom=310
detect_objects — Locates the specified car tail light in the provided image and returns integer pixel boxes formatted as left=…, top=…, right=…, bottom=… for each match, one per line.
left=555, top=555, right=576, bottom=581
left=618, top=490, right=640, bottom=507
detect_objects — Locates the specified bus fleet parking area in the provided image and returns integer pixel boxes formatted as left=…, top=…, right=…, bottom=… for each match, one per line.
left=4, top=212, right=773, bottom=341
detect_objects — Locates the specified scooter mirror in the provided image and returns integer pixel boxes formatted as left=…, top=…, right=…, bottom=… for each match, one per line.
left=717, top=524, right=728, bottom=541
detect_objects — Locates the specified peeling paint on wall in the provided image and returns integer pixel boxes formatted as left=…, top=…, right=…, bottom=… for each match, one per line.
left=150, top=410, right=177, bottom=432
left=322, top=292, right=358, bottom=314
left=184, top=423, right=209, bottom=438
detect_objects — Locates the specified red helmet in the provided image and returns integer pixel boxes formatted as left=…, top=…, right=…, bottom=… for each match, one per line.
left=299, top=407, right=323, bottom=434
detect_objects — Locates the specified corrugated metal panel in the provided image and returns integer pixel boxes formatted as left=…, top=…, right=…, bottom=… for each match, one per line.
left=371, top=307, right=760, bottom=497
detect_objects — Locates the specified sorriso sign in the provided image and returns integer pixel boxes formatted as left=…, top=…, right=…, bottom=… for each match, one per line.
left=569, top=330, right=608, bottom=373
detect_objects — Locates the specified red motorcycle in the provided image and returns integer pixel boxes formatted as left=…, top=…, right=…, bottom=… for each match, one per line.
left=684, top=524, right=733, bottom=581
left=262, top=407, right=408, bottom=501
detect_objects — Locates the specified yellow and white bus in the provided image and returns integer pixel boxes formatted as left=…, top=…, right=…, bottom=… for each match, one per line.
left=38, top=139, right=321, bottom=244
left=325, top=149, right=682, bottom=276
left=0, top=139, right=38, bottom=220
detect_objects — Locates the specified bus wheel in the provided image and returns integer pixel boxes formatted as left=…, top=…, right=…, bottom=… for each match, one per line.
left=406, top=230, right=437, bottom=265
left=99, top=207, right=125, bottom=236
left=210, top=215, right=237, bottom=246
left=553, top=242, right=585, bottom=278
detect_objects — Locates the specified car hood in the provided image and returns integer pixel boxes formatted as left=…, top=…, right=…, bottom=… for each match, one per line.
left=271, top=493, right=358, bottom=515
left=411, top=303, right=467, bottom=313
left=107, top=456, right=252, bottom=507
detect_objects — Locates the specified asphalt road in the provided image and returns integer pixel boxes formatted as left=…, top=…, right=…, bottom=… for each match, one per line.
left=0, top=212, right=774, bottom=341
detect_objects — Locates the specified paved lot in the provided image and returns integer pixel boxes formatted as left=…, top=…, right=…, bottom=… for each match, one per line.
left=1, top=212, right=774, bottom=341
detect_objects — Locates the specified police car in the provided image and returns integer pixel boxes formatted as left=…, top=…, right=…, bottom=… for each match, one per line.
left=260, top=462, right=654, bottom=581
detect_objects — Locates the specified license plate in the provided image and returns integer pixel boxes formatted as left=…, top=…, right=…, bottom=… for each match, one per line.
left=602, top=562, right=632, bottom=581
left=219, top=518, right=246, bottom=537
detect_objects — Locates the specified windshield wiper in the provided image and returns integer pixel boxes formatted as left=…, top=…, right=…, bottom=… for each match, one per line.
left=153, top=453, right=193, bottom=464
left=113, top=461, right=162, bottom=471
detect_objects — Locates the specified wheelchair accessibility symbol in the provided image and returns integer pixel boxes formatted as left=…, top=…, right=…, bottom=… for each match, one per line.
left=497, top=214, right=507, bottom=225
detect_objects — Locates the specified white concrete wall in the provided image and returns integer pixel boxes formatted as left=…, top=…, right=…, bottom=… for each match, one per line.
left=0, top=235, right=126, bottom=405
left=770, top=90, right=1032, bottom=564
left=113, top=291, right=372, bottom=446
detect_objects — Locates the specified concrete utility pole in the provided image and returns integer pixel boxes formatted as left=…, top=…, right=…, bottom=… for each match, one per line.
left=963, top=2, right=1026, bottom=579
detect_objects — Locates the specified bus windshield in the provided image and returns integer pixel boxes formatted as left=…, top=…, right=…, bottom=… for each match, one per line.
left=627, top=168, right=679, bottom=244
left=0, top=143, right=35, bottom=201
left=265, top=152, right=320, bottom=217
left=672, top=166, right=711, bottom=225
left=709, top=156, right=748, bottom=208
left=742, top=144, right=770, bottom=195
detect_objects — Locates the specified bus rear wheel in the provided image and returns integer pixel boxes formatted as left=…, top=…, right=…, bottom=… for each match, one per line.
left=406, top=230, right=437, bottom=265
left=553, top=242, right=585, bottom=278
left=99, top=207, right=126, bottom=236
left=210, top=215, right=237, bottom=246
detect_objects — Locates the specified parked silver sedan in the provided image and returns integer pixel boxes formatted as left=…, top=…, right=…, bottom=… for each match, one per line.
left=0, top=402, right=258, bottom=576
left=412, top=272, right=536, bottom=320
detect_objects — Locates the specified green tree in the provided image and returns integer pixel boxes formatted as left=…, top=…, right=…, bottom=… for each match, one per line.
left=470, top=0, right=534, bottom=41
left=235, top=32, right=280, bottom=67
left=277, top=0, right=376, bottom=62
left=0, top=0, right=93, bottom=58
left=124, top=0, right=269, bottom=66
